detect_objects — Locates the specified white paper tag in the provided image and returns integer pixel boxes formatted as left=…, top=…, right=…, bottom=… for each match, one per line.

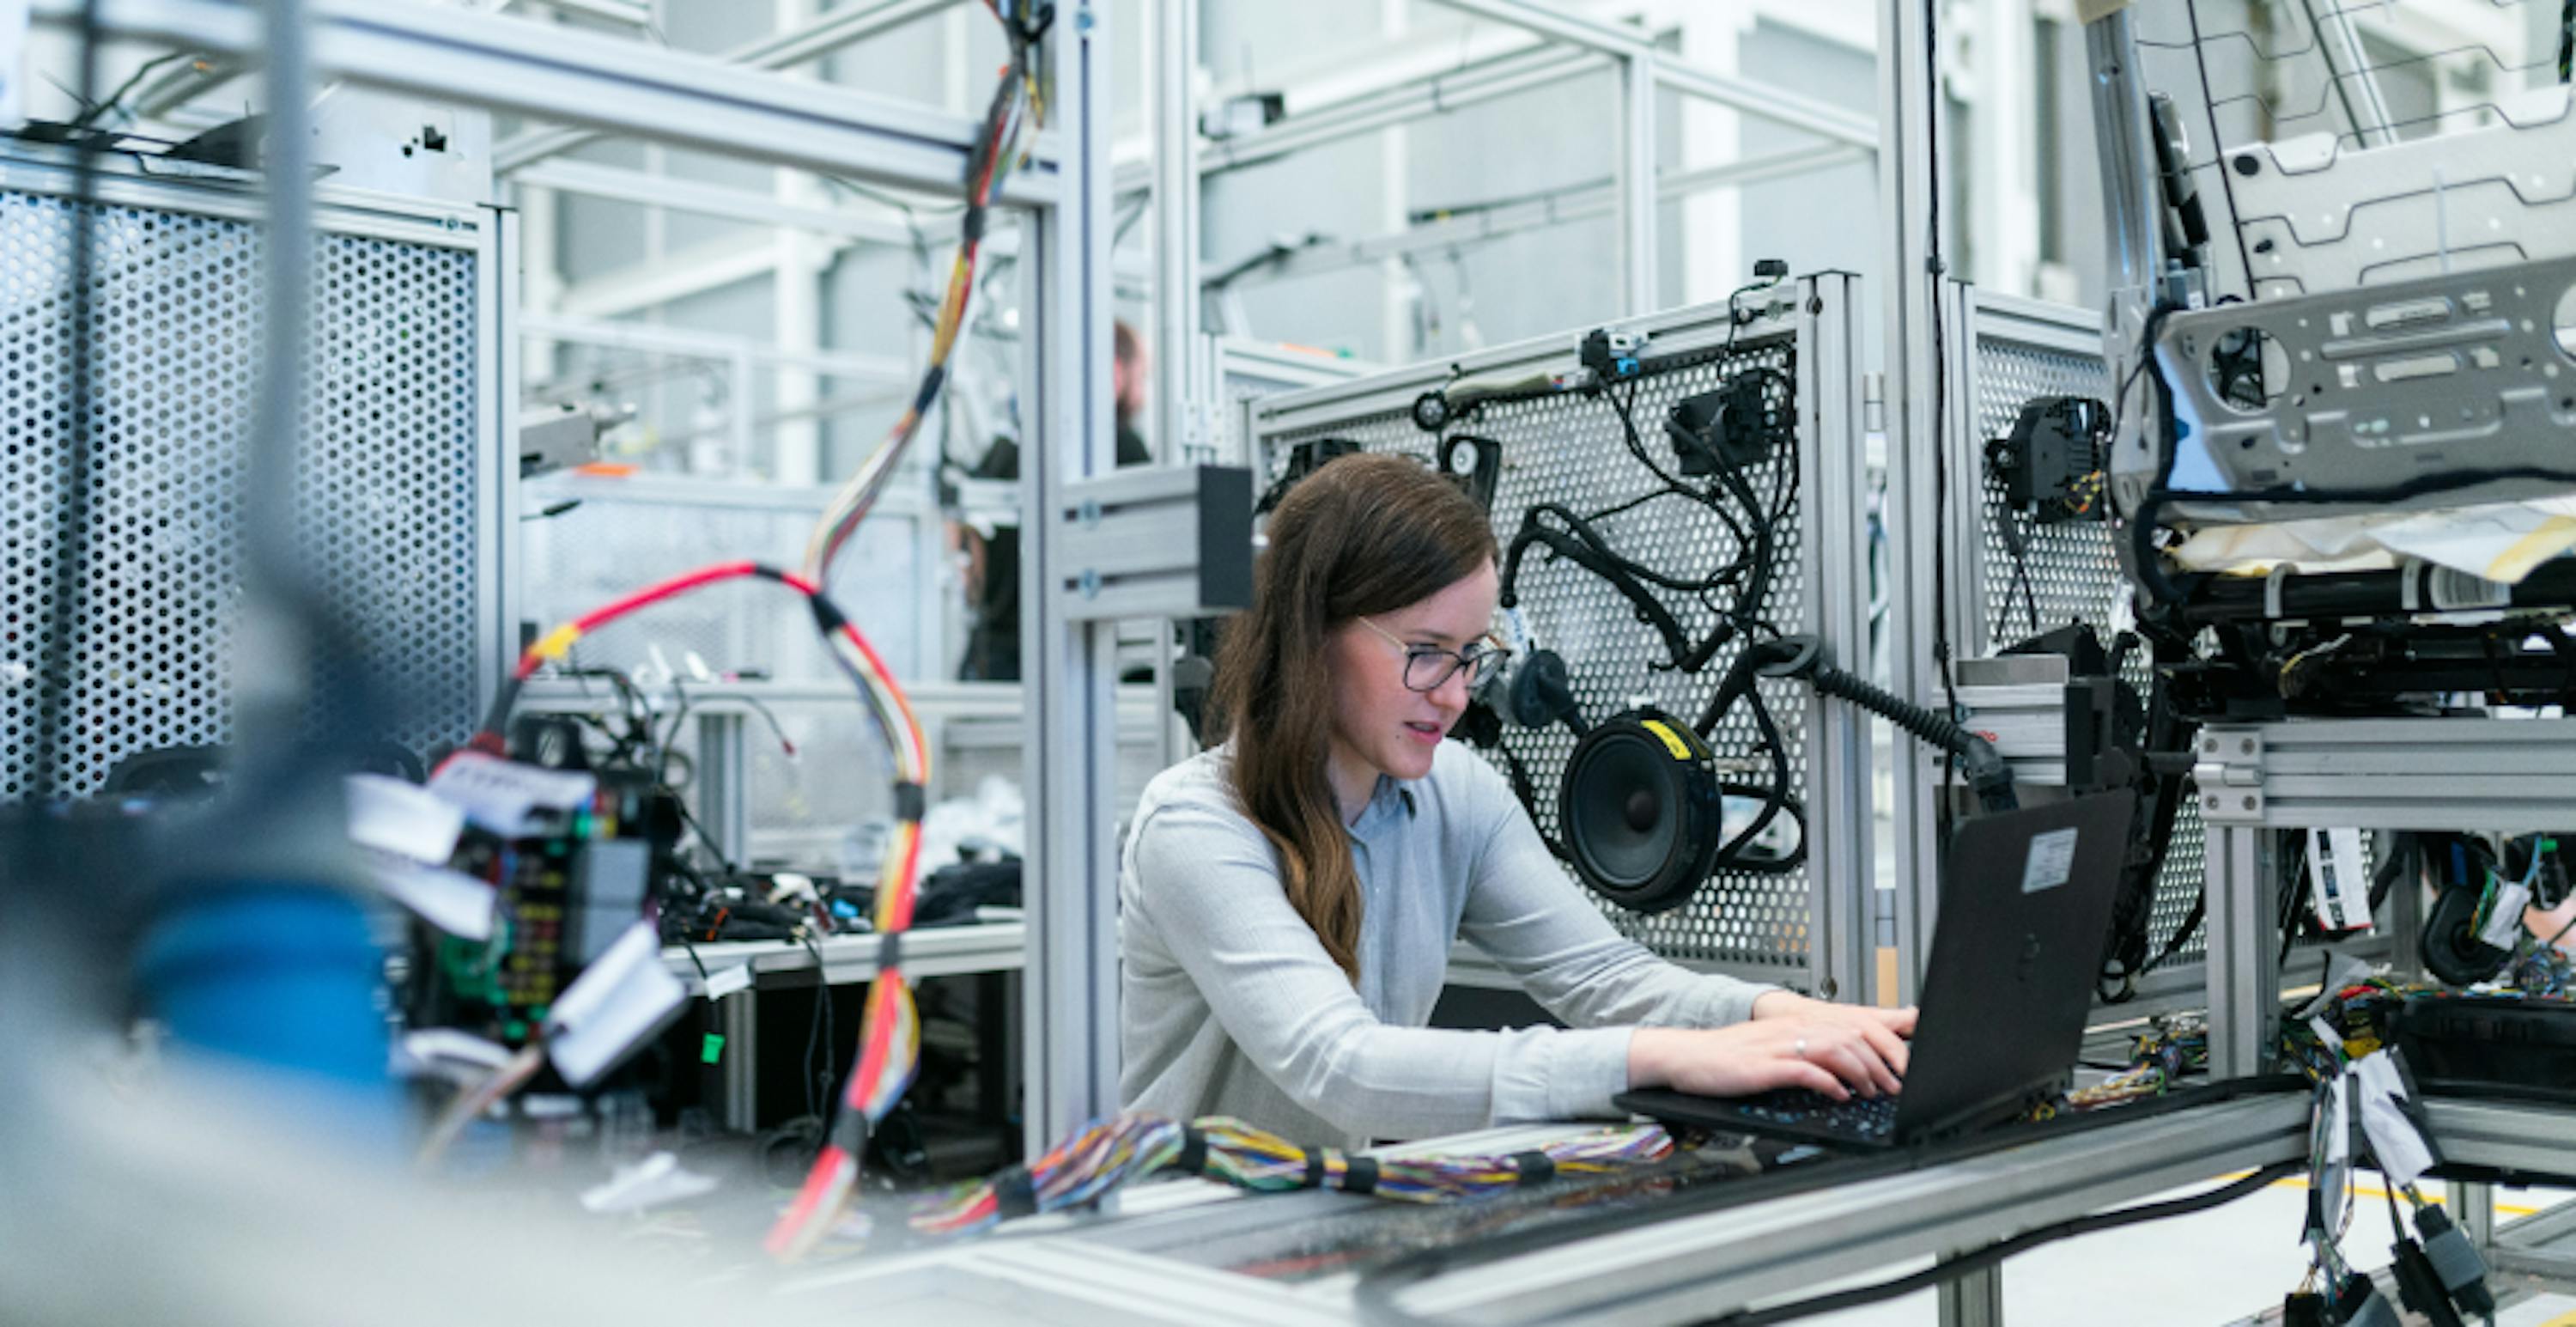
left=2022, top=827, right=2080, bottom=893
left=2306, top=828, right=2372, bottom=933
left=2354, top=1052, right=2435, bottom=1186
left=702, top=964, right=754, bottom=1000
left=545, top=921, right=686, bottom=1088
left=2309, top=1015, right=2345, bottom=1058
left=428, top=752, right=596, bottom=837
left=363, top=850, right=497, bottom=940
left=2324, top=1076, right=2350, bottom=1165
left=347, top=773, right=466, bottom=863
left=2481, top=881, right=2533, bottom=950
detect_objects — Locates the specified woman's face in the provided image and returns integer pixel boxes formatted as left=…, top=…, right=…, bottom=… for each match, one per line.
left=1324, top=561, right=1500, bottom=787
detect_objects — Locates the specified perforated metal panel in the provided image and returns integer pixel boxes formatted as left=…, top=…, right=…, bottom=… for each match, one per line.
left=2, top=172, right=490, bottom=799
left=1249, top=290, right=1873, bottom=980
left=1962, top=298, right=2208, bottom=965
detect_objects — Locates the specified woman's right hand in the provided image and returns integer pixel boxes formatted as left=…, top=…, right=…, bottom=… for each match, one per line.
left=1626, top=1017, right=1908, bottom=1101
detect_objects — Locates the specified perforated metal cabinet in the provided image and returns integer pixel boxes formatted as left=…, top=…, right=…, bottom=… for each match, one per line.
left=1884, top=285, right=2211, bottom=1007
left=1243, top=277, right=1878, bottom=998
left=1, top=146, right=509, bottom=799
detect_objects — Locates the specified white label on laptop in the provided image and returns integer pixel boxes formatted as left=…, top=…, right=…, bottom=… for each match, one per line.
left=2020, top=827, right=2080, bottom=893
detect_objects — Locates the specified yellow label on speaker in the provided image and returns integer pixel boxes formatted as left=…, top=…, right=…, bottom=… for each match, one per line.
left=1638, top=718, right=1694, bottom=762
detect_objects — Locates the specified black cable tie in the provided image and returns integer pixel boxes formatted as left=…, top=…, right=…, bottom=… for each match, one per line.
left=893, top=781, right=927, bottom=823
left=993, top=1165, right=1040, bottom=1220
left=876, top=929, right=902, bottom=973
left=912, top=364, right=948, bottom=417
left=829, top=1107, right=871, bottom=1156
left=805, top=591, right=850, bottom=634
left=1173, top=1124, right=1208, bottom=1176
left=1342, top=1155, right=1380, bottom=1196
left=1303, top=1149, right=1329, bottom=1190
left=1511, top=1151, right=1556, bottom=1186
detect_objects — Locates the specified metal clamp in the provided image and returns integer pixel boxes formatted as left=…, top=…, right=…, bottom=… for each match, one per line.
left=1049, top=465, right=1253, bottom=622
left=2194, top=727, right=2265, bottom=824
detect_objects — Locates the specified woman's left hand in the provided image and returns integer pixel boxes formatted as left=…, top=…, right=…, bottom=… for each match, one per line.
left=1752, top=990, right=1918, bottom=1041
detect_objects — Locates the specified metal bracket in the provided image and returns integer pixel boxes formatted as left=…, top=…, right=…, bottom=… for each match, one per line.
left=1050, top=465, right=1253, bottom=622
left=2194, top=727, right=2265, bottom=824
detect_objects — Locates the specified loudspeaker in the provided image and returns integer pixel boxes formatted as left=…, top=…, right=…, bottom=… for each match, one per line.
left=1558, top=709, right=1723, bottom=914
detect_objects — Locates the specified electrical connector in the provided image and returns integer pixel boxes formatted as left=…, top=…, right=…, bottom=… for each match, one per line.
left=2331, top=1273, right=2402, bottom=1327
left=2281, top=1291, right=2329, bottom=1327
left=2413, top=1203, right=2497, bottom=1318
left=2389, top=1237, right=2467, bottom=1327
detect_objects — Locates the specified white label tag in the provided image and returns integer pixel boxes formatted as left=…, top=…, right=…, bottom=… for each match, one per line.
left=2022, top=827, right=2080, bottom=893
left=2482, top=881, right=2533, bottom=950
left=428, top=752, right=596, bottom=837
left=545, top=922, right=686, bottom=1088
left=2306, top=828, right=2372, bottom=933
left=363, top=850, right=497, bottom=940
left=2354, top=1052, right=2435, bottom=1187
left=702, top=964, right=754, bottom=1000
left=347, top=773, right=466, bottom=863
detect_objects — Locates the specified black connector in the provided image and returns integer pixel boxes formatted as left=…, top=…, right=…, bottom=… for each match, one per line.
left=2391, top=1237, right=2468, bottom=1327
left=2281, top=1291, right=2329, bottom=1327
left=2413, top=1204, right=2497, bottom=1318
left=1579, top=326, right=1649, bottom=383
left=2332, top=1273, right=2402, bottom=1327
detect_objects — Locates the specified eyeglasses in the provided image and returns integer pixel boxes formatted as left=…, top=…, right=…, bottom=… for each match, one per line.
left=1357, top=616, right=1511, bottom=693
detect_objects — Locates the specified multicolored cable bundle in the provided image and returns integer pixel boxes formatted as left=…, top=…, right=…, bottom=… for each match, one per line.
left=455, top=560, right=931, bottom=1257
left=800, top=0, right=1048, bottom=588
left=909, top=1114, right=1677, bottom=1238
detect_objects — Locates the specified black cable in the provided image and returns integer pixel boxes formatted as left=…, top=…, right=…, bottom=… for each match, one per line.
left=802, top=930, right=833, bottom=1123
left=2183, top=0, right=2258, bottom=295
left=32, top=0, right=106, bottom=803
left=1686, top=1161, right=2302, bottom=1327
left=1923, top=0, right=1960, bottom=831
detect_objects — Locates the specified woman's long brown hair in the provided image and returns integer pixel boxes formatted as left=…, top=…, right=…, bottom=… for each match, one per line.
left=1206, top=453, right=1498, bottom=981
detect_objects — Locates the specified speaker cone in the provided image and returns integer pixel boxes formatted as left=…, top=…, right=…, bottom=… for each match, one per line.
left=1559, top=708, right=1723, bottom=914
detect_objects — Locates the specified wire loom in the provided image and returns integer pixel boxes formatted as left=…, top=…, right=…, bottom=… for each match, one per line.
left=909, top=1115, right=1677, bottom=1239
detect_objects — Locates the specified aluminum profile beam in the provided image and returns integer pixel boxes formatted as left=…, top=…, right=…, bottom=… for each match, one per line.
left=512, top=160, right=920, bottom=246
left=30, top=0, right=1048, bottom=201
left=492, top=0, right=970, bottom=173
left=519, top=311, right=910, bottom=383
left=1216, top=142, right=1867, bottom=289
left=1421, top=0, right=1879, bottom=150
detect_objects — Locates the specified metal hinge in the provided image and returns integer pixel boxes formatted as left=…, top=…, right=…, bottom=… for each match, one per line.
left=2192, top=728, right=2265, bottom=824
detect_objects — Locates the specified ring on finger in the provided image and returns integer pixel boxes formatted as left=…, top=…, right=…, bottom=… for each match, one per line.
left=1792, top=1036, right=1808, bottom=1060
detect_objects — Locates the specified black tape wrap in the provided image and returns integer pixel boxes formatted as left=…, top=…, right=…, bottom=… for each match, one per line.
left=893, top=782, right=927, bottom=823
left=1512, top=1151, right=1556, bottom=1186
left=1172, top=1124, right=1209, bottom=1176
left=1302, top=1149, right=1329, bottom=1190
left=1342, top=1155, right=1380, bottom=1196
left=829, top=1107, right=871, bottom=1156
left=993, top=1165, right=1040, bottom=1220
left=877, top=930, right=903, bottom=973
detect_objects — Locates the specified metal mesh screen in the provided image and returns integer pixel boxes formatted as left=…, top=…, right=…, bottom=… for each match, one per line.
left=2, top=186, right=484, bottom=798
left=1263, top=332, right=1814, bottom=971
left=1968, top=327, right=2208, bottom=963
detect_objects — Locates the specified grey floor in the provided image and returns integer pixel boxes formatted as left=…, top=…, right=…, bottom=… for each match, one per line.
left=1796, top=1181, right=2576, bottom=1326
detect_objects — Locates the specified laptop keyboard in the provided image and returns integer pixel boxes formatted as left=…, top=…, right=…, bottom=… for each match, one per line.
left=1732, top=1087, right=1901, bottom=1139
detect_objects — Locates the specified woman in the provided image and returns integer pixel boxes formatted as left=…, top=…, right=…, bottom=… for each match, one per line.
left=1120, top=453, right=1911, bottom=1147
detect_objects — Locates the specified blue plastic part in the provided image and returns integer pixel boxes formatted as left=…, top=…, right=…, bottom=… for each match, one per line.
left=134, top=884, right=393, bottom=1092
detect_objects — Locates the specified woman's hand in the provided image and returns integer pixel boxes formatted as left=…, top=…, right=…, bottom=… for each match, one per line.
left=1627, top=1012, right=1909, bottom=1101
left=1752, top=989, right=1918, bottom=1042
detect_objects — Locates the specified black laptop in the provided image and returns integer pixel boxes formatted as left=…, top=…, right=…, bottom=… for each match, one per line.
left=1616, top=792, right=2136, bottom=1149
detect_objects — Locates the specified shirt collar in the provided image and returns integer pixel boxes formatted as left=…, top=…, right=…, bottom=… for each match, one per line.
left=1346, top=772, right=1419, bottom=841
